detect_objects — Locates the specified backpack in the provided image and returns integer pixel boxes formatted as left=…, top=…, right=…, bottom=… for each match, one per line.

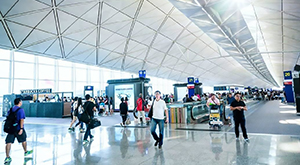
left=78, top=102, right=91, bottom=124
left=74, top=105, right=84, bottom=116
left=4, top=107, right=21, bottom=134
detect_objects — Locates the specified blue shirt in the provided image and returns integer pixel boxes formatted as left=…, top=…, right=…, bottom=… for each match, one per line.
left=227, top=97, right=235, bottom=105
left=7, top=106, right=26, bottom=130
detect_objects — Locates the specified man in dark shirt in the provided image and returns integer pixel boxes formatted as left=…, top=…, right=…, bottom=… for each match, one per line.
left=227, top=93, right=235, bottom=105
left=230, top=93, right=249, bottom=142
left=83, top=94, right=96, bottom=145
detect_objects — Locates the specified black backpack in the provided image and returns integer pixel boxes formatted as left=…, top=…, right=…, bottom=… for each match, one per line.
left=4, top=107, right=21, bottom=134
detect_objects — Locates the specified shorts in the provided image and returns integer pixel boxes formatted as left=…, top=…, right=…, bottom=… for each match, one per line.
left=5, top=129, right=27, bottom=144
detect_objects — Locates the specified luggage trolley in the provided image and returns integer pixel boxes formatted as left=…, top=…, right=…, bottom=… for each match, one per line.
left=208, top=104, right=223, bottom=129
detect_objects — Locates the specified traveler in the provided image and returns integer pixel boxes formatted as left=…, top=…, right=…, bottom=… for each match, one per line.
left=82, top=94, right=97, bottom=145
left=206, top=93, right=220, bottom=108
left=227, top=93, right=235, bottom=105
left=230, top=93, right=249, bottom=142
left=110, top=97, right=114, bottom=115
left=4, top=98, right=33, bottom=164
left=267, top=91, right=271, bottom=101
left=183, top=94, right=188, bottom=103
left=72, top=98, right=85, bottom=133
left=120, top=98, right=128, bottom=127
left=149, top=90, right=169, bottom=149
left=136, top=93, right=146, bottom=125
left=280, top=92, right=285, bottom=103
left=104, top=96, right=109, bottom=116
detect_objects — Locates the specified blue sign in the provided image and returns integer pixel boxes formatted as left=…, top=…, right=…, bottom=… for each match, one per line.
left=139, top=70, right=146, bottom=78
left=195, top=78, right=199, bottom=83
left=84, top=86, right=94, bottom=91
left=284, top=71, right=292, bottom=80
left=187, top=77, right=194, bottom=84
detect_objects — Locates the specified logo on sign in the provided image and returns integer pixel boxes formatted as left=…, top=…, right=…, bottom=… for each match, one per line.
left=284, top=71, right=292, bottom=80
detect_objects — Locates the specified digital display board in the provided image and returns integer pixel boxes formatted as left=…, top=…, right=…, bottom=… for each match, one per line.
left=114, top=84, right=135, bottom=110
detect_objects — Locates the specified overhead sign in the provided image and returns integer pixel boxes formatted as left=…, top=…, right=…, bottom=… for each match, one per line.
left=84, top=86, right=94, bottom=91
left=187, top=77, right=194, bottom=84
left=139, top=70, right=146, bottom=78
left=20, top=88, right=52, bottom=94
left=284, top=71, right=292, bottom=80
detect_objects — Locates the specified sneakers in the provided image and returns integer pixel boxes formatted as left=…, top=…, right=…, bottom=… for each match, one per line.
left=24, top=150, right=33, bottom=157
left=154, top=141, right=159, bottom=147
left=236, top=137, right=239, bottom=141
left=90, top=135, right=94, bottom=141
left=80, top=129, right=85, bottom=133
left=120, top=123, right=124, bottom=127
left=4, top=157, right=12, bottom=164
left=244, top=139, right=250, bottom=143
left=158, top=145, right=162, bottom=149
left=68, top=127, right=75, bottom=132
left=83, top=140, right=89, bottom=146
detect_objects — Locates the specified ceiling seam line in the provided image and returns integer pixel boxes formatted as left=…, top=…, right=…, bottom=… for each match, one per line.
left=59, top=3, right=98, bottom=34
left=121, top=0, right=145, bottom=70
left=3, top=0, right=19, bottom=17
left=141, top=7, right=175, bottom=69
left=96, top=1, right=103, bottom=65
left=52, top=0, right=66, bottom=58
left=0, top=11, right=17, bottom=49
left=17, top=10, right=53, bottom=48
left=156, top=22, right=191, bottom=76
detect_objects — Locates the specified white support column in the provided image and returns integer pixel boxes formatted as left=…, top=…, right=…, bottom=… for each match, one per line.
left=72, top=63, right=76, bottom=96
left=34, top=56, right=38, bottom=88
left=54, top=60, right=59, bottom=92
left=9, top=50, right=15, bottom=93
left=87, top=66, right=91, bottom=85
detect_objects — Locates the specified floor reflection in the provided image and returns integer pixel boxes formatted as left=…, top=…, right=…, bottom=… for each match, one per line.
left=1, top=123, right=300, bottom=165
left=152, top=148, right=165, bottom=165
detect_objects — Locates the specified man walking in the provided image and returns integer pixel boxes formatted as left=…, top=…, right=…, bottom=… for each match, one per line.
left=4, top=98, right=33, bottom=164
left=230, top=93, right=249, bottom=142
left=82, top=94, right=97, bottom=145
left=150, top=91, right=169, bottom=149
left=136, top=93, right=146, bottom=125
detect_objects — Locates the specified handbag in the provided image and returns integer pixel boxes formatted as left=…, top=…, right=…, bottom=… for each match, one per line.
left=79, top=102, right=91, bottom=124
left=125, top=115, right=131, bottom=125
left=89, top=118, right=101, bottom=129
left=148, top=99, right=155, bottom=119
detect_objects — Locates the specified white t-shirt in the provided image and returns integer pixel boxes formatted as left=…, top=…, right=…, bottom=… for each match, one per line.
left=152, top=99, right=167, bottom=120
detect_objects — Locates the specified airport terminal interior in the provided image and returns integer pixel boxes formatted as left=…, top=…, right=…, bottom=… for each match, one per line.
left=0, top=0, right=300, bottom=164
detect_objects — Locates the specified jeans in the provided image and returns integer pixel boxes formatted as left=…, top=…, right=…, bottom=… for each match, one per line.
left=219, top=104, right=223, bottom=119
left=234, top=118, right=248, bottom=139
left=84, top=123, right=92, bottom=140
left=150, top=118, right=164, bottom=146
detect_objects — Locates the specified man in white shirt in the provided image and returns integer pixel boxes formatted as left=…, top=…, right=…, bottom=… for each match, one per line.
left=150, top=90, right=169, bottom=149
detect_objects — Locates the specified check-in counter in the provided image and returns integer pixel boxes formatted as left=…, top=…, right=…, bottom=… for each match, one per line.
left=22, top=101, right=67, bottom=118
left=3, top=91, right=73, bottom=118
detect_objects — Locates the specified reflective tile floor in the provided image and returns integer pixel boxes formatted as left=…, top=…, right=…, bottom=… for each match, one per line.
left=1, top=122, right=300, bottom=165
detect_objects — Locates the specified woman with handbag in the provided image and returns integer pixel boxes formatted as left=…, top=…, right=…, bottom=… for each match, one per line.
left=120, top=98, right=129, bottom=127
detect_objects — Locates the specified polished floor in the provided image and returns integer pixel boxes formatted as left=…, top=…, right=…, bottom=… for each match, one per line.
left=1, top=101, right=300, bottom=165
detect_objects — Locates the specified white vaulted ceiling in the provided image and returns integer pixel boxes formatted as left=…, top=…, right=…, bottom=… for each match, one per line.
left=0, top=0, right=298, bottom=87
